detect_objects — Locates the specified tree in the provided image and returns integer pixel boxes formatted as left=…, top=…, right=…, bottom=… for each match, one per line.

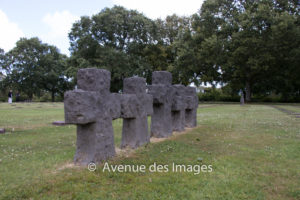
left=0, top=48, right=6, bottom=97
left=154, top=15, right=203, bottom=85
left=66, top=2, right=299, bottom=101
left=69, top=6, right=158, bottom=91
left=3, top=37, right=70, bottom=101
left=38, top=47, right=71, bottom=101
left=269, top=10, right=300, bottom=100
left=168, top=13, right=222, bottom=87
left=0, top=48, right=5, bottom=71
left=192, top=0, right=300, bottom=101
left=155, top=14, right=191, bottom=45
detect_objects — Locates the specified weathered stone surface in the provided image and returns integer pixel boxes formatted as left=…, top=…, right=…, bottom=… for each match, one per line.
left=123, top=77, right=147, bottom=94
left=152, top=71, right=172, bottom=86
left=77, top=68, right=111, bottom=94
left=64, top=90, right=99, bottom=125
left=185, top=96, right=195, bottom=109
left=0, top=128, right=5, bottom=134
left=120, top=94, right=139, bottom=118
left=184, top=86, right=198, bottom=128
left=75, top=119, right=115, bottom=164
left=63, top=67, right=198, bottom=165
left=64, top=68, right=116, bottom=165
left=148, top=85, right=169, bottom=104
left=148, top=71, right=174, bottom=138
left=121, top=77, right=152, bottom=148
left=172, top=96, right=184, bottom=111
left=109, top=93, right=121, bottom=120
left=171, top=84, right=186, bottom=132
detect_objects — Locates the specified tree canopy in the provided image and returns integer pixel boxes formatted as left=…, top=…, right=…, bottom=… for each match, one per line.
left=2, top=37, right=70, bottom=101
left=68, top=6, right=159, bottom=91
left=181, top=0, right=300, bottom=101
left=1, top=2, right=299, bottom=102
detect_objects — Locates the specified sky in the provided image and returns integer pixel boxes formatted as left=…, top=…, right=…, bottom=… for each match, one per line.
left=0, top=0, right=203, bottom=55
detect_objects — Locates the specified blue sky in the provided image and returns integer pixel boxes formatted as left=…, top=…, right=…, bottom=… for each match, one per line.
left=0, top=0, right=203, bottom=55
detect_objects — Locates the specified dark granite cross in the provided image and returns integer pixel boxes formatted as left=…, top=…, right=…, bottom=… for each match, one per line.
left=171, top=84, right=186, bottom=132
left=64, top=68, right=120, bottom=165
left=184, top=86, right=198, bottom=128
left=148, top=71, right=174, bottom=138
left=120, top=77, right=153, bottom=148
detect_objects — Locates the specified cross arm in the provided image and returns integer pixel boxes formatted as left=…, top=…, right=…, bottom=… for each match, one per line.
left=64, top=90, right=99, bottom=124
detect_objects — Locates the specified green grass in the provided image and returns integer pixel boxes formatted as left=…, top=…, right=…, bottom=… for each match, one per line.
left=0, top=103, right=299, bottom=199
left=275, top=105, right=300, bottom=113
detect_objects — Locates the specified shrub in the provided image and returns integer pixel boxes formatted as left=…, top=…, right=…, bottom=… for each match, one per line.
left=198, top=88, right=240, bottom=102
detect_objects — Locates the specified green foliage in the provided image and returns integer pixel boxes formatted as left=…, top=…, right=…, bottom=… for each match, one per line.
left=32, top=92, right=64, bottom=102
left=1, top=2, right=299, bottom=102
left=2, top=38, right=71, bottom=101
left=69, top=6, right=160, bottom=91
left=67, top=1, right=300, bottom=101
left=189, top=0, right=300, bottom=101
left=154, top=15, right=198, bottom=85
left=198, top=87, right=240, bottom=102
left=0, top=48, right=5, bottom=71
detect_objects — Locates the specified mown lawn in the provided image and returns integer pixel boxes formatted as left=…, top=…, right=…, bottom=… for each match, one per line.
left=275, top=104, right=300, bottom=113
left=0, top=103, right=299, bottom=199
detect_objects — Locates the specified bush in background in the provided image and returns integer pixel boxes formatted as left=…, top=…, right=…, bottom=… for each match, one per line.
left=198, top=87, right=240, bottom=102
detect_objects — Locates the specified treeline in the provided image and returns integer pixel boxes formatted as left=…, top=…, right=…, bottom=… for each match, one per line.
left=0, top=0, right=299, bottom=102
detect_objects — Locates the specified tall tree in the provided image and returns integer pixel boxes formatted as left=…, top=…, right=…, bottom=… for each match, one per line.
left=0, top=48, right=6, bottom=91
left=39, top=47, right=71, bottom=101
left=69, top=6, right=158, bottom=91
left=154, top=15, right=201, bottom=85
left=170, top=13, right=222, bottom=86
left=192, top=0, right=300, bottom=101
left=3, top=37, right=70, bottom=101
left=269, top=9, right=300, bottom=100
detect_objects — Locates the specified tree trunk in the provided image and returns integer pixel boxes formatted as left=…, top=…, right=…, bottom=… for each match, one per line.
left=28, top=93, right=33, bottom=101
left=245, top=81, right=251, bottom=102
left=51, top=91, right=55, bottom=102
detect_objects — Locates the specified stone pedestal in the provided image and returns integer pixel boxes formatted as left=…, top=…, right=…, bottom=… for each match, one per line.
left=121, top=77, right=153, bottom=148
left=185, top=86, right=198, bottom=128
left=148, top=71, right=174, bottom=138
left=64, top=68, right=119, bottom=165
left=171, top=85, right=186, bottom=132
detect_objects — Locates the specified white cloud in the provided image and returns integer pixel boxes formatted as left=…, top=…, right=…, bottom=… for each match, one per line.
left=112, top=0, right=203, bottom=19
left=0, top=9, right=24, bottom=52
left=41, top=10, right=79, bottom=55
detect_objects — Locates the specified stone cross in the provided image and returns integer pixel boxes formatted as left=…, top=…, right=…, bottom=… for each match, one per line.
left=184, top=86, right=198, bottom=128
left=64, top=68, right=121, bottom=165
left=120, top=77, right=153, bottom=148
left=148, top=71, right=174, bottom=138
left=171, top=84, right=186, bottom=132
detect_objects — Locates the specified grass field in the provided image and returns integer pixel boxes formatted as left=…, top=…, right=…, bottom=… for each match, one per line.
left=0, top=103, right=299, bottom=199
left=275, top=105, right=300, bottom=113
